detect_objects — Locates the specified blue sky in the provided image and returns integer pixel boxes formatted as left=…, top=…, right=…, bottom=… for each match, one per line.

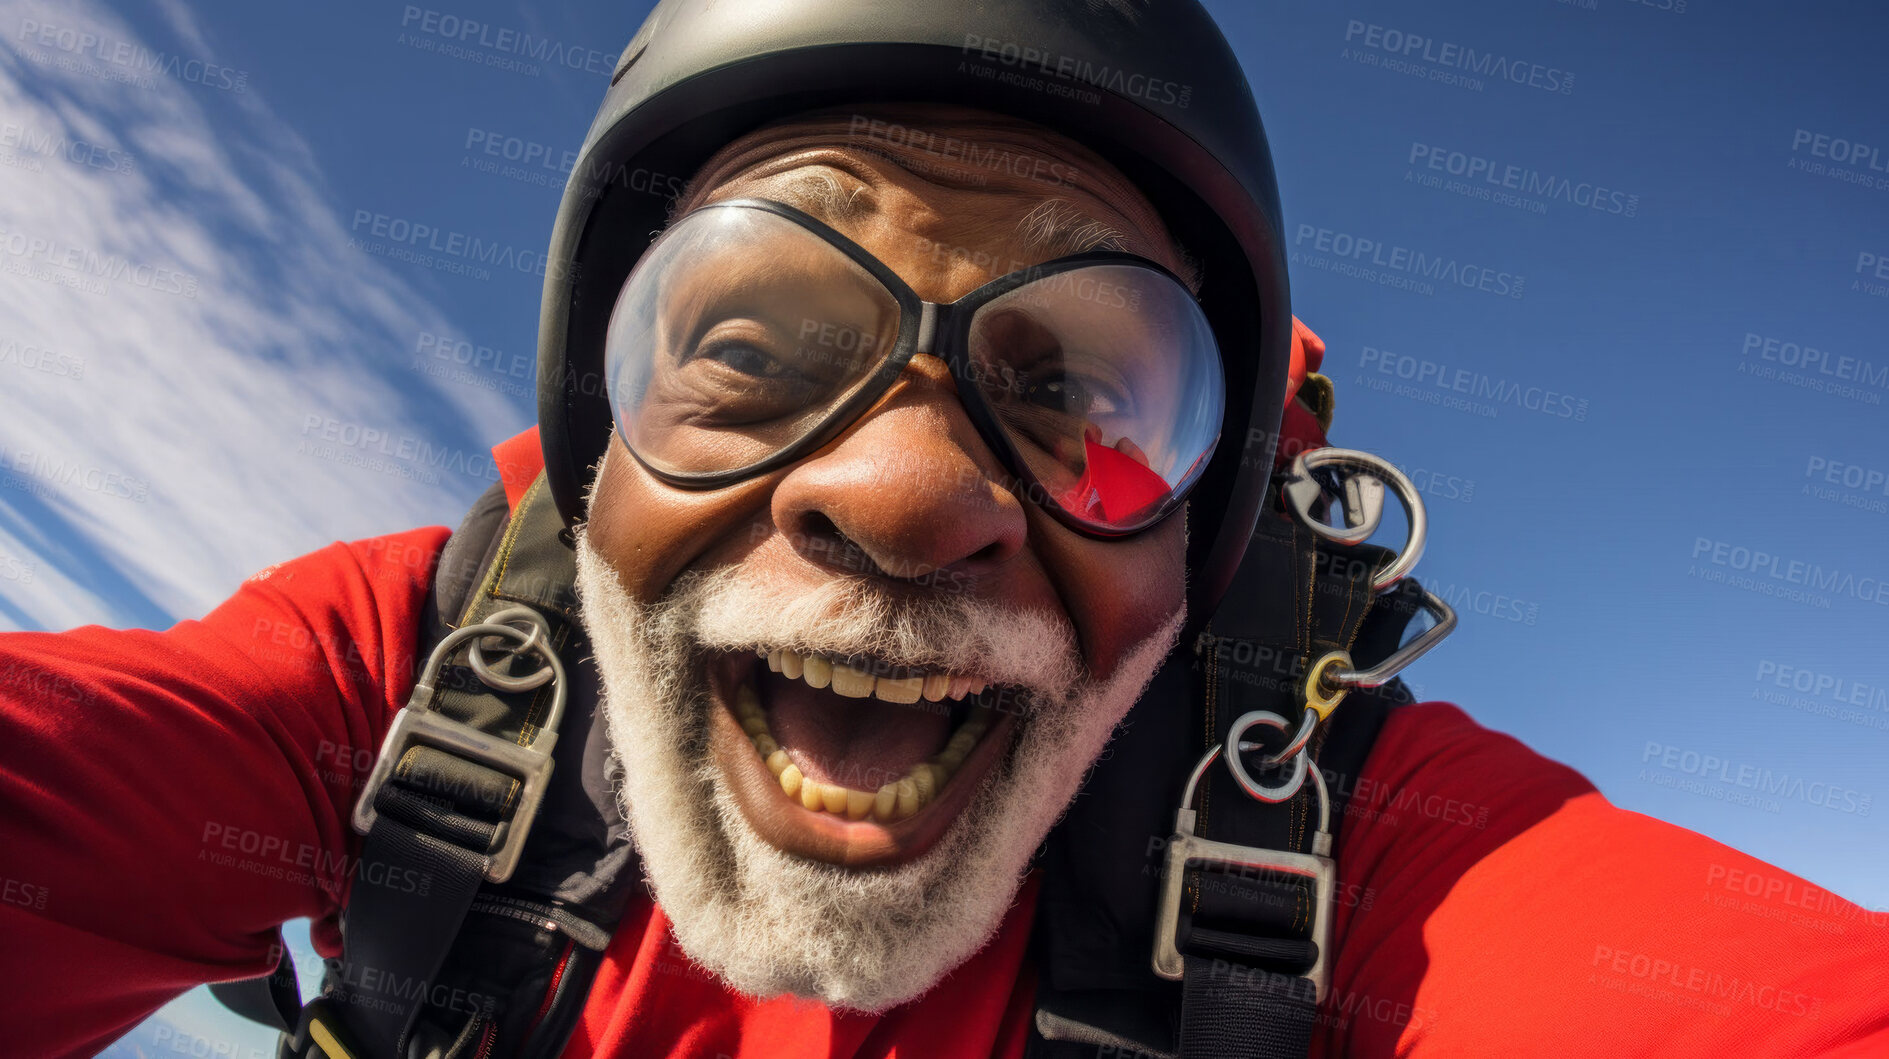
left=0, top=0, right=1883, bottom=1053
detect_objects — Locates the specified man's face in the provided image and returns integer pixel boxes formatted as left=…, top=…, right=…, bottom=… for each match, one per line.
left=573, top=105, right=1192, bottom=1009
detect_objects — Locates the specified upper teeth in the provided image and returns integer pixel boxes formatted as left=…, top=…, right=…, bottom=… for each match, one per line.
left=763, top=647, right=987, bottom=705
left=734, top=678, right=999, bottom=824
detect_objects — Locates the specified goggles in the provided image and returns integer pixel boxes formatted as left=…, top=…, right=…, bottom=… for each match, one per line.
left=602, top=198, right=1225, bottom=537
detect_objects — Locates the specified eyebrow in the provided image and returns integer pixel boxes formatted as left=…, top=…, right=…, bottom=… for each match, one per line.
left=771, top=169, right=875, bottom=227
left=1016, top=197, right=1201, bottom=291
left=1015, top=198, right=1128, bottom=257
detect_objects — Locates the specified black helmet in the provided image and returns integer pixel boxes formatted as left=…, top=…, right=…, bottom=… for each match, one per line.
left=537, top=0, right=1290, bottom=619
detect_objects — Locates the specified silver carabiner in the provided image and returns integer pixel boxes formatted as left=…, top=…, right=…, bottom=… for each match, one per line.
left=1283, top=447, right=1428, bottom=592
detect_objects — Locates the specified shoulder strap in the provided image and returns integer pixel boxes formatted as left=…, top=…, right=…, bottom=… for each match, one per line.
left=1027, top=479, right=1430, bottom=1059
left=217, top=475, right=635, bottom=1059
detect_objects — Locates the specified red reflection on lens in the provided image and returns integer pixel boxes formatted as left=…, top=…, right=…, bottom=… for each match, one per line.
left=1058, top=436, right=1171, bottom=526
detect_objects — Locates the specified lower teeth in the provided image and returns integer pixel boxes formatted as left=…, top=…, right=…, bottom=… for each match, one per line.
left=732, top=681, right=996, bottom=823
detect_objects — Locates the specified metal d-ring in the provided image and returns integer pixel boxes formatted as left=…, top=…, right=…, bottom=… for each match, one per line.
left=1224, top=710, right=1308, bottom=803
left=1237, top=709, right=1317, bottom=767
left=466, top=606, right=558, bottom=694
left=1283, top=448, right=1428, bottom=592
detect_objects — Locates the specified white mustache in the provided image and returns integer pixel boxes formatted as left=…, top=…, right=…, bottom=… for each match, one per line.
left=672, top=562, right=1085, bottom=699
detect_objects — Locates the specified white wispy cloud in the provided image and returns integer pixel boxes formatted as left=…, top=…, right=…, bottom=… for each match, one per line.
left=0, top=0, right=522, bottom=632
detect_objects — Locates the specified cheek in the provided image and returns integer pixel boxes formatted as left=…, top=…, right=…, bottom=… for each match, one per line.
left=584, top=437, right=776, bottom=602
left=1034, top=509, right=1187, bottom=681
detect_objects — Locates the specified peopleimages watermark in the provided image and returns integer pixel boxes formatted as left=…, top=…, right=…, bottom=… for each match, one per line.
left=958, top=34, right=1191, bottom=109
left=242, top=613, right=421, bottom=688
left=147, top=1025, right=272, bottom=1059
left=0, top=226, right=200, bottom=299
left=1355, top=346, right=1587, bottom=421
left=0, top=550, right=35, bottom=586
left=0, top=337, right=83, bottom=380
left=1788, top=127, right=1889, bottom=193
left=1640, top=742, right=1873, bottom=817
left=0, top=444, right=150, bottom=503
left=1753, top=660, right=1889, bottom=732
left=2, top=873, right=49, bottom=914
left=396, top=6, right=618, bottom=78
left=1688, top=537, right=1889, bottom=608
left=0, top=658, right=99, bottom=707
left=1292, top=225, right=1525, bottom=300
left=1738, top=331, right=1887, bottom=405
left=847, top=115, right=1082, bottom=189
left=1589, top=944, right=1821, bottom=1020
left=14, top=18, right=249, bottom=93
left=410, top=330, right=533, bottom=398
left=1854, top=250, right=1889, bottom=299
left=347, top=209, right=577, bottom=284
left=1703, top=863, right=1889, bottom=936
left=0, top=121, right=136, bottom=176
left=200, top=821, right=456, bottom=912
left=1341, top=19, right=1574, bottom=96
left=1394, top=462, right=1475, bottom=504
left=1425, top=579, right=1540, bottom=626
left=1406, top=142, right=1638, bottom=218
left=1802, top=455, right=1889, bottom=515
left=461, top=127, right=688, bottom=200
left=298, top=414, right=523, bottom=487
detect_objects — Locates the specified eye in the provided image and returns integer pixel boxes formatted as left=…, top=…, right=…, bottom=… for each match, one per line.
left=1024, top=371, right=1123, bottom=419
left=696, top=339, right=801, bottom=380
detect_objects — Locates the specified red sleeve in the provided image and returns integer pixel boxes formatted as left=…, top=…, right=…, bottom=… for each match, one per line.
left=0, top=527, right=449, bottom=1058
left=1319, top=703, right=1889, bottom=1057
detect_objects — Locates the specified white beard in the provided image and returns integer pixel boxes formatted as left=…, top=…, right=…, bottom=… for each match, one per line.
left=572, top=517, right=1182, bottom=1012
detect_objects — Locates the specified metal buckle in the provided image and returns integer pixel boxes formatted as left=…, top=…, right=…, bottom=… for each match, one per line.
left=351, top=607, right=567, bottom=884
left=1152, top=745, right=1336, bottom=1002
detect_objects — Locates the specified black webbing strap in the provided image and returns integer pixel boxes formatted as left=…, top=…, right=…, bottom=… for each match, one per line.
left=328, top=807, right=496, bottom=1050
left=1181, top=954, right=1318, bottom=1059
left=1175, top=497, right=1386, bottom=1059
left=314, top=474, right=578, bottom=1057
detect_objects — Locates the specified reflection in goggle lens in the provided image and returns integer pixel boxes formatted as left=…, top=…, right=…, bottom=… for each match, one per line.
left=604, top=201, right=1224, bottom=534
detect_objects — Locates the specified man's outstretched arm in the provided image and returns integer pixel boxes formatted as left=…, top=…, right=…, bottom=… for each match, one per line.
left=1325, top=702, right=1889, bottom=1057
left=0, top=528, right=447, bottom=1056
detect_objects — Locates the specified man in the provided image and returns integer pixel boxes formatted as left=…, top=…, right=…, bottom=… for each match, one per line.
left=2, top=1, right=1886, bottom=1057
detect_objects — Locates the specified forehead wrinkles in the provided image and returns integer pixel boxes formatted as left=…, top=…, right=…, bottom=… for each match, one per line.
left=674, top=112, right=1181, bottom=271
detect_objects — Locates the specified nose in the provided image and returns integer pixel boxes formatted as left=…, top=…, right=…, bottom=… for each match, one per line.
left=771, top=355, right=1028, bottom=583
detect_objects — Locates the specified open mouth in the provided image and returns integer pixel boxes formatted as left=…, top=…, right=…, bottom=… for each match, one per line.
left=708, top=645, right=1024, bottom=866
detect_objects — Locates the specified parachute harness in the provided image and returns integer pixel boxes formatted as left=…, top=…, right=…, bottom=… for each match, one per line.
left=1154, top=448, right=1458, bottom=1056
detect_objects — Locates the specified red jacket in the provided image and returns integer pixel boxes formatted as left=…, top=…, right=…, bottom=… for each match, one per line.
left=4, top=428, right=1887, bottom=1057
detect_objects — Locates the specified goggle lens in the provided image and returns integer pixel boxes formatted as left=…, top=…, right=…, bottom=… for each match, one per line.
left=966, top=267, right=1223, bottom=529
left=609, top=207, right=903, bottom=476
left=604, top=201, right=1224, bottom=535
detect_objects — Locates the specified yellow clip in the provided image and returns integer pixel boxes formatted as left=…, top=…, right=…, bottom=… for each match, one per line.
left=307, top=1018, right=359, bottom=1059
left=1304, top=651, right=1352, bottom=721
